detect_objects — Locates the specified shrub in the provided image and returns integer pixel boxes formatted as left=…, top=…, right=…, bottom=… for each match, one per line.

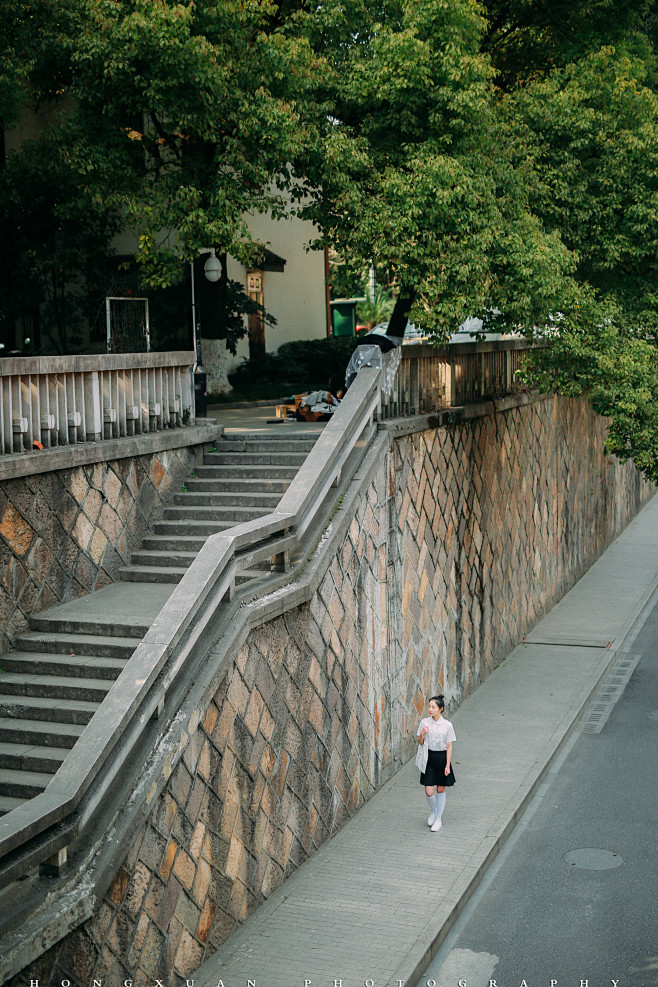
left=222, top=335, right=363, bottom=401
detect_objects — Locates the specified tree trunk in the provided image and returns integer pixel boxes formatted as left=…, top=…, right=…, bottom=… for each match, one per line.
left=387, top=292, right=414, bottom=337
left=202, top=337, right=233, bottom=395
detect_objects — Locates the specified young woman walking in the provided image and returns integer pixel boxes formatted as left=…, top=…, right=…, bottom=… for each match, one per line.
left=416, top=694, right=456, bottom=832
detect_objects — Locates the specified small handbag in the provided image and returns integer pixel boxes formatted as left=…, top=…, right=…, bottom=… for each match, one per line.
left=415, top=737, right=428, bottom=773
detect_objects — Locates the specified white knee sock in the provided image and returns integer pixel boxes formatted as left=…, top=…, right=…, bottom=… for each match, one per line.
left=435, top=792, right=446, bottom=821
left=426, top=793, right=437, bottom=817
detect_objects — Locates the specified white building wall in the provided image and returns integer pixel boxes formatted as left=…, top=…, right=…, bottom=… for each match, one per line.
left=225, top=211, right=327, bottom=371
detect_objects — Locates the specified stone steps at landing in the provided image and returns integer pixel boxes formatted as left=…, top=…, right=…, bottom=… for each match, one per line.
left=119, top=433, right=318, bottom=584
left=0, top=430, right=320, bottom=814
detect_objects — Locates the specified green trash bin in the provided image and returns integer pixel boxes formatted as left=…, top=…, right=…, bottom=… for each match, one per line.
left=330, top=298, right=361, bottom=337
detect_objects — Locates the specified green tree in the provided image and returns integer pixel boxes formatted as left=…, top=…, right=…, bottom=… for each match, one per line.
left=4, top=0, right=658, bottom=479
left=505, top=47, right=658, bottom=328
left=0, top=125, right=121, bottom=353
left=480, top=0, right=652, bottom=89
left=65, top=0, right=325, bottom=323
left=522, top=293, right=658, bottom=479
left=2, top=0, right=325, bottom=359
left=300, top=0, right=576, bottom=342
left=502, top=42, right=658, bottom=481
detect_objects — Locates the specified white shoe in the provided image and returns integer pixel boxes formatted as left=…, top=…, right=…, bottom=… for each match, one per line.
left=427, top=813, right=437, bottom=827
left=431, top=818, right=443, bottom=832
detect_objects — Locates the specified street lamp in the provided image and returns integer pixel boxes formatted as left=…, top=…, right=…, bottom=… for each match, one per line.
left=190, top=248, right=222, bottom=419
left=203, top=248, right=221, bottom=283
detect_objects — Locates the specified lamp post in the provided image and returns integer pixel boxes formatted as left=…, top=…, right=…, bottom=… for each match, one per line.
left=190, top=248, right=221, bottom=419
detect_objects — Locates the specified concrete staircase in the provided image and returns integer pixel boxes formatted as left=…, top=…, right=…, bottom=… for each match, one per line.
left=0, top=598, right=151, bottom=817
left=0, top=432, right=319, bottom=815
left=118, top=435, right=317, bottom=584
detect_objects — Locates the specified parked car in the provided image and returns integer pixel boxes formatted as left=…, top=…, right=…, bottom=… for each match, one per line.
left=367, top=316, right=509, bottom=343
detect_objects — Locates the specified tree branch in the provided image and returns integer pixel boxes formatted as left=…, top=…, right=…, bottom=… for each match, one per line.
left=387, top=292, right=414, bottom=337
left=149, top=111, right=182, bottom=163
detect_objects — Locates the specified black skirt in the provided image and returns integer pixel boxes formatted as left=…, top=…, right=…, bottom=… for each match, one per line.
left=420, top=748, right=456, bottom=787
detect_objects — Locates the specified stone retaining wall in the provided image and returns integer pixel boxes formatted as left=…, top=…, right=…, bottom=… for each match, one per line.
left=0, top=444, right=207, bottom=656
left=9, top=395, right=653, bottom=987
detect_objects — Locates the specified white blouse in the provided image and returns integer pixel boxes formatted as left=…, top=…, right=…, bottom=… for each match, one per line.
left=417, top=715, right=456, bottom=751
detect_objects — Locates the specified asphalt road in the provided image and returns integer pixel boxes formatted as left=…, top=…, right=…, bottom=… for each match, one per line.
left=423, top=599, right=658, bottom=987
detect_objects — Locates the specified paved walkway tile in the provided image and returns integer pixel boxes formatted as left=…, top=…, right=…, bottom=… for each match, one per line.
left=194, top=497, right=658, bottom=987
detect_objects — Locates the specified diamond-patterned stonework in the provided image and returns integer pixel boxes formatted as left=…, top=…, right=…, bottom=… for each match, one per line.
left=9, top=395, right=653, bottom=987
left=0, top=448, right=201, bottom=655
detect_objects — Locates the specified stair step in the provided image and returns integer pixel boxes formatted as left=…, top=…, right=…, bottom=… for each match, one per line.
left=203, top=452, right=309, bottom=467
left=195, top=465, right=299, bottom=480
left=0, top=652, right=127, bottom=680
left=0, top=696, right=98, bottom=726
left=217, top=438, right=317, bottom=452
left=0, top=718, right=85, bottom=748
left=153, top=519, right=237, bottom=537
left=0, top=795, right=26, bottom=817
left=142, top=535, right=208, bottom=553
left=30, top=613, right=151, bottom=638
left=130, top=550, right=198, bottom=567
left=0, top=673, right=112, bottom=703
left=119, top=566, right=186, bottom=584
left=163, top=505, right=271, bottom=522
left=172, top=491, right=281, bottom=507
left=185, top=477, right=290, bottom=494
left=0, top=768, right=54, bottom=799
left=0, top=742, right=69, bottom=773
left=14, top=632, right=140, bottom=659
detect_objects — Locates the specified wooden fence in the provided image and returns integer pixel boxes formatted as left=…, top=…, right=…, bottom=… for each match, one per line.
left=380, top=338, right=531, bottom=418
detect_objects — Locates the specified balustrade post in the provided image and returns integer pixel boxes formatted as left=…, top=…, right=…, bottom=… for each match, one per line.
left=183, top=366, right=195, bottom=423
left=0, top=378, right=6, bottom=454
left=84, top=372, right=102, bottom=441
left=39, top=846, right=68, bottom=877
left=2, top=378, right=14, bottom=454
left=140, top=368, right=149, bottom=434
left=66, top=375, right=81, bottom=444
left=11, top=377, right=26, bottom=453
left=441, top=358, right=451, bottom=408
left=39, top=375, right=52, bottom=448
left=409, top=358, right=419, bottom=414
left=148, top=367, right=162, bottom=431
left=56, top=375, right=68, bottom=446
left=24, top=376, right=37, bottom=448
left=272, top=533, right=290, bottom=571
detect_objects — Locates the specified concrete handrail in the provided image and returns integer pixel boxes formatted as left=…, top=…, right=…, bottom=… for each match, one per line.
left=0, top=367, right=382, bottom=877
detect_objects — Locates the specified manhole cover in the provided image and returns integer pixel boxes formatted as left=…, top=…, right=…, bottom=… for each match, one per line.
left=648, top=711, right=658, bottom=721
left=564, top=848, right=623, bottom=870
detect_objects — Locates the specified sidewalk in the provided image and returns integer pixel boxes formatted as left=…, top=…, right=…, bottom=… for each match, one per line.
left=194, top=495, right=658, bottom=987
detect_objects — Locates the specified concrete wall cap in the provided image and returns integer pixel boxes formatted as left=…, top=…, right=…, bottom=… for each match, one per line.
left=0, top=423, right=222, bottom=481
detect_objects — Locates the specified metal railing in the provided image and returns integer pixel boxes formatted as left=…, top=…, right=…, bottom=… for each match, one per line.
left=379, top=338, right=531, bottom=418
left=0, top=352, right=196, bottom=455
